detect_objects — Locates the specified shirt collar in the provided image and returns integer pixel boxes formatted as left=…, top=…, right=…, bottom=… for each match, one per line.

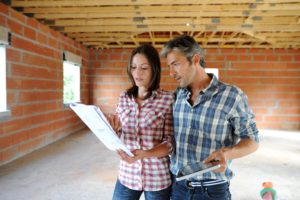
left=182, top=73, right=219, bottom=96
left=202, top=73, right=219, bottom=95
left=129, top=89, right=160, bottom=103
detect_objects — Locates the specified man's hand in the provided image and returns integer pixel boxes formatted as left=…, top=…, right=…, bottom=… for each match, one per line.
left=203, top=139, right=259, bottom=173
left=203, top=147, right=231, bottom=173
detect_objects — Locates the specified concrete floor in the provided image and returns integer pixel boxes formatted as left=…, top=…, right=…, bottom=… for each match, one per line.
left=0, top=129, right=299, bottom=200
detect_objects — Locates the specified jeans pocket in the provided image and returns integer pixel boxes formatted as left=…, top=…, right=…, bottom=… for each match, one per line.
left=204, top=183, right=231, bottom=200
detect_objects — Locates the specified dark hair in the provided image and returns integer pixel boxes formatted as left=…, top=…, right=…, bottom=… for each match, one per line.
left=126, top=44, right=161, bottom=99
left=160, top=35, right=206, bottom=68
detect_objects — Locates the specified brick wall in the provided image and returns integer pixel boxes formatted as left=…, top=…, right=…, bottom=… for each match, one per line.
left=89, top=48, right=300, bottom=131
left=0, top=3, right=90, bottom=165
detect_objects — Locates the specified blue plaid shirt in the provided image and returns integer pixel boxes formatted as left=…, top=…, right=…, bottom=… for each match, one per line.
left=171, top=74, right=259, bottom=181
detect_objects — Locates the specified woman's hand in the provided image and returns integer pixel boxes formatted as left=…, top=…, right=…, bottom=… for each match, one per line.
left=117, top=149, right=144, bottom=164
left=107, top=114, right=121, bottom=133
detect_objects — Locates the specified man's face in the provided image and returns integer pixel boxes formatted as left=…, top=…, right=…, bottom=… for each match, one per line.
left=166, top=50, right=195, bottom=88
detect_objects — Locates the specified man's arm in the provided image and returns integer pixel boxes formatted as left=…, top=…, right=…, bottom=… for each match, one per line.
left=203, top=138, right=259, bottom=172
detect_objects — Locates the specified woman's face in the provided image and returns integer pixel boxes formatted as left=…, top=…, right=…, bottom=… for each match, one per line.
left=131, top=53, right=152, bottom=89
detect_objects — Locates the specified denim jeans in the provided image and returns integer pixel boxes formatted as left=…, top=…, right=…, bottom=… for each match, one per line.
left=112, top=179, right=172, bottom=200
left=171, top=177, right=231, bottom=200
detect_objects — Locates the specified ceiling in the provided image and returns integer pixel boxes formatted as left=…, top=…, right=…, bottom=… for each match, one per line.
left=9, top=0, right=300, bottom=49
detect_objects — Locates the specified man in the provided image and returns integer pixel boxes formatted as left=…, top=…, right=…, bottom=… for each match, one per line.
left=160, top=35, right=259, bottom=200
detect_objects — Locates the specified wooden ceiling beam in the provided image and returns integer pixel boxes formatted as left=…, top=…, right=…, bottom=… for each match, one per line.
left=90, top=43, right=298, bottom=49
left=12, top=0, right=300, bottom=7
left=53, top=17, right=298, bottom=26
left=33, top=10, right=300, bottom=19
left=21, top=3, right=300, bottom=14
left=63, top=24, right=300, bottom=32
left=68, top=32, right=133, bottom=38
left=10, top=1, right=300, bottom=49
left=75, top=37, right=260, bottom=43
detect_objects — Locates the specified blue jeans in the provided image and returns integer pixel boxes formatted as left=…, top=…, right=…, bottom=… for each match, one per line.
left=112, top=179, right=172, bottom=200
left=171, top=177, right=231, bottom=200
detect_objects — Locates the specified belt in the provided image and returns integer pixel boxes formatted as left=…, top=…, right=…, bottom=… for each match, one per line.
left=186, top=179, right=227, bottom=188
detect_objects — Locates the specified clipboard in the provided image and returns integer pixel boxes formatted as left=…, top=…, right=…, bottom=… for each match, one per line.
left=70, top=103, right=134, bottom=157
left=176, top=162, right=221, bottom=181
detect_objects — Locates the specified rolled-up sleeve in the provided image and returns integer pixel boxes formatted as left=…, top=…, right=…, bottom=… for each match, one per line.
left=230, top=92, right=259, bottom=143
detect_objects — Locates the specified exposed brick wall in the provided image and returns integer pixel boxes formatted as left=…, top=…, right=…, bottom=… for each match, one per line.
left=0, top=3, right=90, bottom=165
left=89, top=48, right=300, bottom=131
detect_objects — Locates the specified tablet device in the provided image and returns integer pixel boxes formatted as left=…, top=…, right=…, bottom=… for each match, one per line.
left=176, top=162, right=221, bottom=181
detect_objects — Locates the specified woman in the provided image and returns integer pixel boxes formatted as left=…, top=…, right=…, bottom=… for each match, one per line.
left=109, top=44, right=174, bottom=200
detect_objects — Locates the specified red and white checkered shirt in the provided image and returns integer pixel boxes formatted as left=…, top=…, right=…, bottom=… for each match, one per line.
left=116, top=89, right=174, bottom=191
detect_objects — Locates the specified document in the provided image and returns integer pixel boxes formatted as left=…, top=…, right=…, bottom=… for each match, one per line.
left=70, top=103, right=133, bottom=157
left=176, top=162, right=221, bottom=181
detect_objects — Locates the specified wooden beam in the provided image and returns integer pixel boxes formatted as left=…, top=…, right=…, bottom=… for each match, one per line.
left=11, top=0, right=300, bottom=7
left=33, top=10, right=300, bottom=19
left=21, top=4, right=300, bottom=14
left=63, top=24, right=300, bottom=32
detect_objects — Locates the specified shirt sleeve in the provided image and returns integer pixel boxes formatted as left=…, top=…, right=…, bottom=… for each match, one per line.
left=229, top=91, right=259, bottom=143
left=162, top=93, right=175, bottom=154
left=115, top=92, right=126, bottom=137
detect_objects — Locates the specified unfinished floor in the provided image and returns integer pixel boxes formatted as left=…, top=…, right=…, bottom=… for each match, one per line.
left=0, top=129, right=299, bottom=200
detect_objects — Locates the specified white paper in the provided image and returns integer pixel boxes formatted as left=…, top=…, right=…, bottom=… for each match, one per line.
left=70, top=103, right=133, bottom=157
left=176, top=163, right=221, bottom=181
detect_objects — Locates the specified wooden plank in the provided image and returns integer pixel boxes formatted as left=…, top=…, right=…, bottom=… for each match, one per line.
left=11, top=0, right=300, bottom=7
left=22, top=4, right=300, bottom=14
left=91, top=43, right=298, bottom=49
left=68, top=32, right=134, bottom=38
left=63, top=24, right=300, bottom=32
left=53, top=17, right=299, bottom=27
left=33, top=10, right=300, bottom=19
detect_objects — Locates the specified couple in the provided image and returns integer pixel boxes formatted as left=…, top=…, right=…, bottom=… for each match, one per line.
left=108, top=35, right=259, bottom=200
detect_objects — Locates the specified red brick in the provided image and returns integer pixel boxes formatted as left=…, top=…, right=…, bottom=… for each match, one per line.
left=38, top=23, right=50, bottom=33
left=12, top=131, right=28, bottom=145
left=24, top=26, right=36, bottom=40
left=36, top=33, right=47, bottom=44
left=0, top=14, right=5, bottom=26
left=26, top=18, right=39, bottom=29
left=239, top=55, right=252, bottom=61
left=7, top=19, right=23, bottom=35
left=1, top=147, right=18, bottom=164
left=272, top=108, right=300, bottom=115
left=0, top=135, right=12, bottom=149
left=220, top=49, right=233, bottom=53
left=18, top=137, right=44, bottom=153
left=294, top=55, right=300, bottom=61
left=233, top=49, right=247, bottom=53
left=11, top=8, right=26, bottom=23
left=0, top=3, right=9, bottom=15
left=206, top=55, right=224, bottom=61
left=22, top=53, right=60, bottom=68
left=206, top=49, right=220, bottom=54
left=13, top=36, right=55, bottom=57
left=226, top=55, right=238, bottom=61
left=253, top=55, right=265, bottom=61
left=6, top=48, right=21, bottom=62
left=11, top=63, right=58, bottom=80
left=266, top=55, right=278, bottom=61
left=47, top=37, right=59, bottom=48
left=7, top=92, right=16, bottom=104
left=19, top=91, right=62, bottom=102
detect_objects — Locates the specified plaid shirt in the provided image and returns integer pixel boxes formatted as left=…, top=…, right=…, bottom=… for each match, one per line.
left=171, top=74, right=259, bottom=181
left=116, top=89, right=174, bottom=191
